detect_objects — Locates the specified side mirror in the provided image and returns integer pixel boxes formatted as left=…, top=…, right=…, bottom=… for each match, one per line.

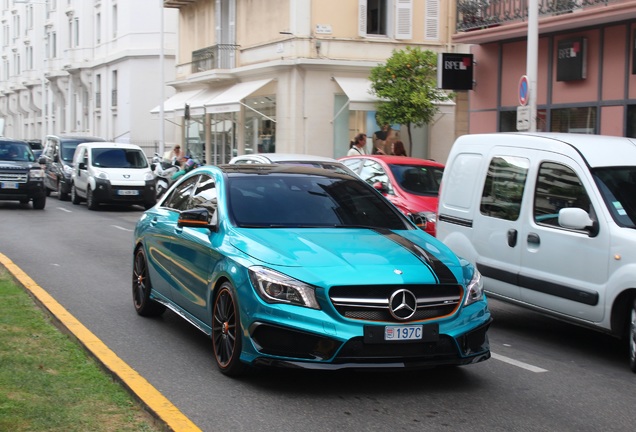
left=408, top=213, right=428, bottom=230
left=38, top=156, right=46, bottom=165
left=178, top=208, right=218, bottom=232
left=78, top=162, right=87, bottom=170
left=558, top=207, right=598, bottom=236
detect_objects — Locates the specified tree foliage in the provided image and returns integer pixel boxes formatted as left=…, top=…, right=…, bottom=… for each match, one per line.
left=369, top=46, right=453, bottom=146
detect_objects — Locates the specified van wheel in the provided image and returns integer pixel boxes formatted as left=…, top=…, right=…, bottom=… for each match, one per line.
left=71, top=184, right=81, bottom=205
left=86, top=187, right=99, bottom=210
left=629, top=298, right=636, bottom=373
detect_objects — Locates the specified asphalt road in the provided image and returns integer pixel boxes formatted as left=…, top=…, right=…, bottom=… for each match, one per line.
left=1, top=198, right=635, bottom=432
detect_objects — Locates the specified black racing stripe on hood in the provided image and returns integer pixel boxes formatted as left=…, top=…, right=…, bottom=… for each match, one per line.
left=373, top=228, right=458, bottom=284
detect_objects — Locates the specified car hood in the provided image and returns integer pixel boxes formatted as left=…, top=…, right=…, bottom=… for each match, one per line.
left=0, top=160, right=40, bottom=169
left=228, top=227, right=460, bottom=285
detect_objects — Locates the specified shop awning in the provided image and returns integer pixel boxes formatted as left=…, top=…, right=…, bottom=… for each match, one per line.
left=150, top=88, right=205, bottom=116
left=333, top=77, right=380, bottom=111
left=186, top=88, right=225, bottom=116
left=205, top=79, right=273, bottom=113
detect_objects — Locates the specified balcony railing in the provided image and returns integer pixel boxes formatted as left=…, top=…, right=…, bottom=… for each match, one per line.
left=456, top=0, right=616, bottom=32
left=191, top=44, right=239, bottom=73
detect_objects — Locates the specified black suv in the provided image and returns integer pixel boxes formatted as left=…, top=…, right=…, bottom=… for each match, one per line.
left=41, top=134, right=107, bottom=200
left=0, top=138, right=46, bottom=209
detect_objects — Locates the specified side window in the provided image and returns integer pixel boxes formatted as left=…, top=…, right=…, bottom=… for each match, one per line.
left=358, top=160, right=392, bottom=192
left=164, top=175, right=199, bottom=211
left=534, top=162, right=592, bottom=228
left=188, top=175, right=218, bottom=224
left=480, top=156, right=529, bottom=221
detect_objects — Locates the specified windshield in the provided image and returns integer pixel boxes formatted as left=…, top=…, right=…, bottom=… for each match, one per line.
left=228, top=174, right=411, bottom=229
left=0, top=142, right=35, bottom=162
left=593, top=167, right=636, bottom=228
left=389, top=164, right=444, bottom=195
left=91, top=148, right=149, bottom=168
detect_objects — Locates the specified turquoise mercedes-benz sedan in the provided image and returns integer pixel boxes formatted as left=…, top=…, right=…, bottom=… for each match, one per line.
left=132, top=164, right=491, bottom=376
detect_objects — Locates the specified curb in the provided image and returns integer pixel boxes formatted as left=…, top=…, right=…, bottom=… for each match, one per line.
left=0, top=252, right=201, bottom=432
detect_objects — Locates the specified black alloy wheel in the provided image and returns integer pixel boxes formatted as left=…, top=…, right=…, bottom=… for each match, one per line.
left=132, top=247, right=166, bottom=317
left=212, top=283, right=246, bottom=376
left=629, top=298, right=636, bottom=373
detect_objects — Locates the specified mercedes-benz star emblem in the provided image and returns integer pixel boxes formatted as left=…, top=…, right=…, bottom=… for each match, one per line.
left=388, top=289, right=417, bottom=321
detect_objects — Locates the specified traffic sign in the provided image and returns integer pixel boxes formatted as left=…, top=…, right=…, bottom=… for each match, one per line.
left=517, top=106, right=530, bottom=131
left=519, top=75, right=529, bottom=106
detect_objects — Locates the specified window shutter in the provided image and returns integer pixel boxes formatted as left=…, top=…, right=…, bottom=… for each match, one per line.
left=394, top=0, right=412, bottom=40
left=425, top=0, right=439, bottom=41
left=358, top=0, right=367, bottom=37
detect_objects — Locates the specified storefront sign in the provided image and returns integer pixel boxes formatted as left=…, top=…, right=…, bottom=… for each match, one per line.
left=556, top=37, right=587, bottom=82
left=437, top=53, right=474, bottom=90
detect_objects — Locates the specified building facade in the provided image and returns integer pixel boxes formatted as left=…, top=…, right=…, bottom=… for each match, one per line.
left=0, top=0, right=177, bottom=152
left=454, top=0, right=636, bottom=137
left=159, top=0, right=464, bottom=164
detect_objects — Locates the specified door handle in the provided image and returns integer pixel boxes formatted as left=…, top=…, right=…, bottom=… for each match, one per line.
left=527, top=233, right=540, bottom=245
left=507, top=229, right=517, bottom=247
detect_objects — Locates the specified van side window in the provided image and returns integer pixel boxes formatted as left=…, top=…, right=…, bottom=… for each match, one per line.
left=480, top=156, right=529, bottom=221
left=534, top=162, right=591, bottom=227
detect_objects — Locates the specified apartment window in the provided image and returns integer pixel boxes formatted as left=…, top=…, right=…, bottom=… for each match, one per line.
left=26, top=5, right=33, bottom=31
left=358, top=0, right=412, bottom=40
left=112, top=5, right=117, bottom=38
left=13, top=52, right=20, bottom=76
left=96, top=13, right=101, bottom=43
left=2, top=59, right=8, bottom=80
left=12, top=15, right=20, bottom=39
left=26, top=45, right=33, bottom=69
left=73, top=17, right=79, bottom=47
left=3, top=25, right=8, bottom=47
left=47, top=31, right=56, bottom=58
left=111, top=70, right=117, bottom=107
left=95, top=73, right=101, bottom=109
left=424, top=0, right=439, bottom=40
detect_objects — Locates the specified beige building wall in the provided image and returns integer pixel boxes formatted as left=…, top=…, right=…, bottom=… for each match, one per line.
left=163, top=0, right=465, bottom=162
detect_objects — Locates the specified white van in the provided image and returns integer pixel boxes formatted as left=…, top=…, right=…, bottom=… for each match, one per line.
left=70, top=142, right=156, bottom=210
left=436, top=132, right=636, bottom=371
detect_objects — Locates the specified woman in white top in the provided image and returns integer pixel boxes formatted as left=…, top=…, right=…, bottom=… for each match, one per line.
left=347, top=133, right=367, bottom=156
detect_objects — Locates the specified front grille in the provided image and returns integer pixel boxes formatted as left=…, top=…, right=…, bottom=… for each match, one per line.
left=0, top=171, right=28, bottom=183
left=334, top=335, right=459, bottom=363
left=329, top=284, right=463, bottom=323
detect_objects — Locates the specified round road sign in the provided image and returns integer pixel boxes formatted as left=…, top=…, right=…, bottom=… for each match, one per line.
left=519, top=75, right=529, bottom=106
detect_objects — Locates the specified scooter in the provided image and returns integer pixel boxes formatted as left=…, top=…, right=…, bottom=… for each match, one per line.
left=151, top=153, right=180, bottom=198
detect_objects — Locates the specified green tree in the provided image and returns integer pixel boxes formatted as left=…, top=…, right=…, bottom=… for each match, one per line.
left=369, top=46, right=453, bottom=151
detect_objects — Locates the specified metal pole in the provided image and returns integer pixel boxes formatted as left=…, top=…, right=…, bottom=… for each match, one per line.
left=527, top=0, right=538, bottom=132
left=159, top=0, right=165, bottom=156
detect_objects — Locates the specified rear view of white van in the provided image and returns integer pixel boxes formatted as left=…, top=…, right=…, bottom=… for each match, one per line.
left=436, top=132, right=636, bottom=371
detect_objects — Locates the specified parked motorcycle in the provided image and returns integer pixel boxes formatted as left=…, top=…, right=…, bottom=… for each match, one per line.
left=151, top=153, right=180, bottom=198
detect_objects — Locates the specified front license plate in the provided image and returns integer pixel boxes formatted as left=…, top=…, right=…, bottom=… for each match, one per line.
left=1, top=182, right=18, bottom=189
left=385, top=325, right=422, bottom=341
left=364, top=323, right=439, bottom=344
left=117, top=189, right=139, bottom=196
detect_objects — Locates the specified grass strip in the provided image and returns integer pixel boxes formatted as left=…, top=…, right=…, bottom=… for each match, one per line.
left=0, top=268, right=164, bottom=432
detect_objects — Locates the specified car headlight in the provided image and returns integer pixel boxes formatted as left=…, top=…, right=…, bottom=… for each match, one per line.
left=464, top=266, right=484, bottom=306
left=29, top=169, right=44, bottom=179
left=63, top=164, right=73, bottom=175
left=96, top=171, right=109, bottom=180
left=144, top=172, right=155, bottom=181
left=249, top=266, right=320, bottom=309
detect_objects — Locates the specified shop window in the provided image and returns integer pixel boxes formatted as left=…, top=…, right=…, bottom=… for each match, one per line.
left=626, top=105, right=636, bottom=138
left=210, top=112, right=237, bottom=165
left=550, top=107, right=596, bottom=134
left=244, top=95, right=276, bottom=154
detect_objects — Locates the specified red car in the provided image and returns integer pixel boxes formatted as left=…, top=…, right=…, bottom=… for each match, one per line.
left=339, top=155, right=444, bottom=236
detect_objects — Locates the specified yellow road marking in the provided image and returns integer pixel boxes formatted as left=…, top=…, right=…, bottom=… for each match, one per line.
left=0, top=252, right=202, bottom=432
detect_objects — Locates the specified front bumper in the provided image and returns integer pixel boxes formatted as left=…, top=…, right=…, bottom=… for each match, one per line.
left=93, top=178, right=156, bottom=204
left=246, top=315, right=492, bottom=371
left=0, top=178, right=46, bottom=201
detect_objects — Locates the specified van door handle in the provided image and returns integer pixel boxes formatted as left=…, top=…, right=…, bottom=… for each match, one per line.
left=507, top=229, right=517, bottom=247
left=527, top=233, right=540, bottom=246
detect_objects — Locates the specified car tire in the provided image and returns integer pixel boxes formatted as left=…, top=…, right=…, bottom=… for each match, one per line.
left=132, top=247, right=166, bottom=317
left=86, top=187, right=99, bottom=210
left=212, top=283, right=247, bottom=376
left=57, top=180, right=68, bottom=201
left=71, top=184, right=81, bottom=205
left=32, top=195, right=46, bottom=210
left=629, top=298, right=636, bottom=373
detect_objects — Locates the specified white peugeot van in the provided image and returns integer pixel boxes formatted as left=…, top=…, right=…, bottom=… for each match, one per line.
left=70, top=142, right=156, bottom=210
left=436, top=132, right=636, bottom=371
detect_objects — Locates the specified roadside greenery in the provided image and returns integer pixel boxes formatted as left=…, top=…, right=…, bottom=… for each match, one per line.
left=369, top=46, right=454, bottom=150
left=0, top=269, right=162, bottom=432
